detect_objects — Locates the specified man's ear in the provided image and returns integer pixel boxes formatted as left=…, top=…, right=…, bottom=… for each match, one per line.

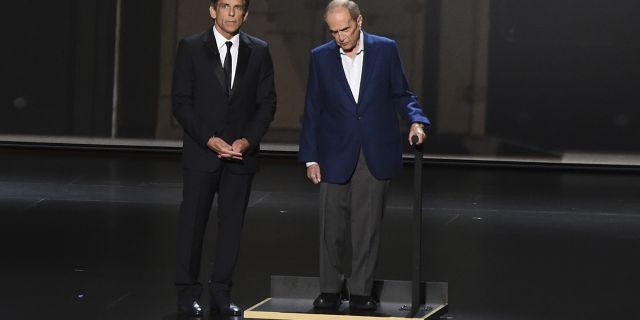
left=242, top=10, right=250, bottom=22
left=209, top=4, right=217, bottom=20
left=357, top=15, right=363, bottom=29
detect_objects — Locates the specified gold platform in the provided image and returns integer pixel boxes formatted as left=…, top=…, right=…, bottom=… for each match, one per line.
left=244, top=276, right=448, bottom=320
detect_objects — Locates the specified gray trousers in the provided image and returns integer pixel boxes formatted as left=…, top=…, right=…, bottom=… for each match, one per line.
left=319, top=151, right=390, bottom=296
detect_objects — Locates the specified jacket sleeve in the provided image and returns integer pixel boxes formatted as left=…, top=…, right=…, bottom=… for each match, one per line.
left=243, top=45, right=277, bottom=149
left=298, top=54, right=321, bottom=163
left=389, top=41, right=431, bottom=127
left=171, top=39, right=217, bottom=147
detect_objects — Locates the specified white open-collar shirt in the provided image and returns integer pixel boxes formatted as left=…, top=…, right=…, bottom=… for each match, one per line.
left=340, top=30, right=365, bottom=104
left=213, top=26, right=240, bottom=89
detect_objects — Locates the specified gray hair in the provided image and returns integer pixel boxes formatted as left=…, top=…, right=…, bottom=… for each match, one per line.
left=325, top=0, right=361, bottom=20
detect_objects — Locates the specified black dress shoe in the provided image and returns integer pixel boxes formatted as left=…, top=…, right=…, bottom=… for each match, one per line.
left=313, top=292, right=342, bottom=309
left=177, top=283, right=204, bottom=316
left=349, top=295, right=378, bottom=313
left=211, top=302, right=242, bottom=316
left=178, top=300, right=203, bottom=316
left=210, top=290, right=243, bottom=316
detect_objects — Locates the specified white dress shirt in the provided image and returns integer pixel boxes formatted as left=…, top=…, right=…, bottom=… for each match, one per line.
left=213, top=26, right=240, bottom=89
left=340, top=30, right=365, bottom=104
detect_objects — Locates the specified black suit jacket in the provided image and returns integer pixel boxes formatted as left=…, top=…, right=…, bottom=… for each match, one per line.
left=172, top=28, right=276, bottom=174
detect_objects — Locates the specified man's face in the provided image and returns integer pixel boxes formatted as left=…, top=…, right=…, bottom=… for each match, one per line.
left=210, top=0, right=248, bottom=39
left=325, top=7, right=362, bottom=53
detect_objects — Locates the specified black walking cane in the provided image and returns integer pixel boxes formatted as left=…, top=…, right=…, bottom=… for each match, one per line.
left=410, top=135, right=423, bottom=315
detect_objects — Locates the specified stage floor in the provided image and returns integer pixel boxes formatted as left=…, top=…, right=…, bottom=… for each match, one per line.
left=1, top=148, right=639, bottom=320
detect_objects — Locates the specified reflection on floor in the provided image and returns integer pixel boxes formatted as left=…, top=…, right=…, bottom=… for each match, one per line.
left=1, top=148, right=639, bottom=320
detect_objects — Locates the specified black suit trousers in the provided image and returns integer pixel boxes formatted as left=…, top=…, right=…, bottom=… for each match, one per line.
left=175, top=164, right=253, bottom=297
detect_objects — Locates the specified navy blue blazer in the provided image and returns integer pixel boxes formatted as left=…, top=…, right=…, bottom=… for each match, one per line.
left=299, top=32, right=430, bottom=184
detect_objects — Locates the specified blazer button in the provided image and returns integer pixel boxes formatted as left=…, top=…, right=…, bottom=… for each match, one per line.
left=357, top=116, right=363, bottom=120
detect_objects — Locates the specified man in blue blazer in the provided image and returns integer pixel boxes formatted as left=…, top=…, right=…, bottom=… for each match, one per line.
left=298, top=0, right=430, bottom=313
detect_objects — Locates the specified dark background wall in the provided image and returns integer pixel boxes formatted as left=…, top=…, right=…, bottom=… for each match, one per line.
left=2, top=0, right=640, bottom=161
left=0, top=0, right=162, bottom=139
left=116, top=0, right=163, bottom=138
left=0, top=1, right=77, bottom=135
left=487, top=0, right=640, bottom=152
left=0, top=0, right=118, bottom=137
left=422, top=0, right=443, bottom=133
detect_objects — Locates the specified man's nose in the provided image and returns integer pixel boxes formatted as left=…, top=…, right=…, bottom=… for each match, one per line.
left=338, top=32, right=347, bottom=42
left=229, top=8, right=236, bottom=16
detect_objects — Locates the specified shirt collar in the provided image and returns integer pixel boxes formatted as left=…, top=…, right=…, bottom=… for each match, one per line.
left=213, top=26, right=240, bottom=51
left=340, top=30, right=365, bottom=56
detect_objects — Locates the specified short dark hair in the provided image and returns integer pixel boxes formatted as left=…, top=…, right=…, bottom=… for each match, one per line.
left=211, top=0, right=251, bottom=12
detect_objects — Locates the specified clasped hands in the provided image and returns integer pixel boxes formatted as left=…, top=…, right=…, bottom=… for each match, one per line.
left=207, top=137, right=250, bottom=160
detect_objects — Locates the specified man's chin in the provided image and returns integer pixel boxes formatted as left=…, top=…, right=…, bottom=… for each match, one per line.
left=222, top=27, right=240, bottom=35
left=340, top=45, right=356, bottom=53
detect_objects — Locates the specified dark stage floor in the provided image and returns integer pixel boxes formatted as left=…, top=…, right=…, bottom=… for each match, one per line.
left=1, top=148, right=639, bottom=320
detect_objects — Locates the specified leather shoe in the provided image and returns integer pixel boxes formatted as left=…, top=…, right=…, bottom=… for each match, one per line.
left=178, top=300, right=203, bottom=317
left=211, top=302, right=242, bottom=316
left=349, top=295, right=377, bottom=313
left=313, top=292, right=342, bottom=309
left=210, top=290, right=242, bottom=316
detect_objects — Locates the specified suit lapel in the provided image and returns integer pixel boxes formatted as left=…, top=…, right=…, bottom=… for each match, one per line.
left=229, top=32, right=252, bottom=100
left=358, top=32, right=377, bottom=108
left=330, top=43, right=357, bottom=107
left=203, top=28, right=227, bottom=95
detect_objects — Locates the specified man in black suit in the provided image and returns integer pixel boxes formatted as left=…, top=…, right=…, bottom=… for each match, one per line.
left=172, top=0, right=276, bottom=316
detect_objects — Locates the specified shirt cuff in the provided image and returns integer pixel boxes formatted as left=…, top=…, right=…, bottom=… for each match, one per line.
left=306, top=162, right=318, bottom=168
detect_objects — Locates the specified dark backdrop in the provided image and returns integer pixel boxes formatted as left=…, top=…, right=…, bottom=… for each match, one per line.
left=487, top=0, right=640, bottom=152
left=2, top=0, right=640, bottom=159
left=0, top=0, right=161, bottom=138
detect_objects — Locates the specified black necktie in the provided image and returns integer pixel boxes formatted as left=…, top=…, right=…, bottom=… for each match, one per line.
left=224, top=41, right=233, bottom=95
